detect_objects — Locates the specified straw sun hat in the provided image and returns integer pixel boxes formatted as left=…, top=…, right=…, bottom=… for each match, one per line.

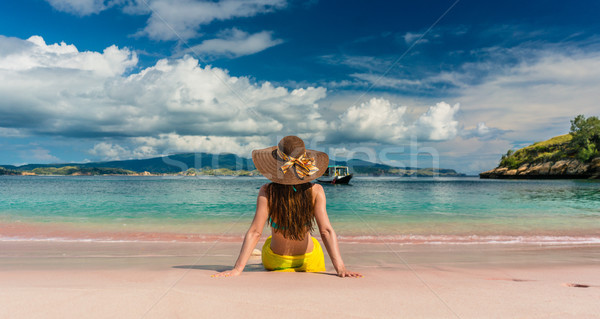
left=252, top=136, right=329, bottom=185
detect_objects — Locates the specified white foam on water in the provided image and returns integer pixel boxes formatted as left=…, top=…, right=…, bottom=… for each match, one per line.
left=0, top=236, right=142, bottom=243
left=336, top=234, right=600, bottom=245
left=3, top=234, right=600, bottom=245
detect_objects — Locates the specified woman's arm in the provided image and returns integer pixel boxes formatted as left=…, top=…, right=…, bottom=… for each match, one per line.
left=212, top=185, right=269, bottom=277
left=313, top=184, right=362, bottom=278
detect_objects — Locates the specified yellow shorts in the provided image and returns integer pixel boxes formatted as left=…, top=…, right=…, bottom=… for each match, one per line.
left=261, top=236, right=326, bottom=272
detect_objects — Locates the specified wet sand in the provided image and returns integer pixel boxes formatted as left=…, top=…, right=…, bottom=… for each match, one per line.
left=1, top=240, right=600, bottom=318
left=4, top=221, right=600, bottom=245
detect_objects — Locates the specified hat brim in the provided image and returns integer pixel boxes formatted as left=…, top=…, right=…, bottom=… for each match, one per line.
left=252, top=146, right=329, bottom=185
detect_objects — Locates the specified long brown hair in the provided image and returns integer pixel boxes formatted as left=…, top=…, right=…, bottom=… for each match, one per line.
left=266, top=182, right=315, bottom=241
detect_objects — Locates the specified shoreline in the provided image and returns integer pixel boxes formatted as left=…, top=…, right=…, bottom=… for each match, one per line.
left=4, top=235, right=600, bottom=245
left=479, top=157, right=600, bottom=180
left=3, top=234, right=600, bottom=269
left=2, top=221, right=600, bottom=245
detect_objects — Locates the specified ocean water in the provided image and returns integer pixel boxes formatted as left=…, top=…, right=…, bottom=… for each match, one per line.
left=1, top=176, right=599, bottom=244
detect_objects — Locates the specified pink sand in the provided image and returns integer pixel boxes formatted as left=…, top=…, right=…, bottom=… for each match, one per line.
left=3, top=221, right=600, bottom=245
left=1, top=240, right=599, bottom=318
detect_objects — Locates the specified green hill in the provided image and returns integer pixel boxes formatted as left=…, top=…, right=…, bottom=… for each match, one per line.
left=498, top=134, right=574, bottom=169
left=0, top=166, right=20, bottom=175
left=31, top=166, right=137, bottom=176
left=481, top=115, right=600, bottom=179
left=2, top=153, right=255, bottom=174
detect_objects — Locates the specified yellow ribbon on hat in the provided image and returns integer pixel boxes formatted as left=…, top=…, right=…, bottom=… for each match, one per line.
left=277, top=148, right=319, bottom=178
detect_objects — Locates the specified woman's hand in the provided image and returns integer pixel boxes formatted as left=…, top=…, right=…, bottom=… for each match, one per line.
left=337, top=269, right=363, bottom=278
left=211, top=268, right=241, bottom=278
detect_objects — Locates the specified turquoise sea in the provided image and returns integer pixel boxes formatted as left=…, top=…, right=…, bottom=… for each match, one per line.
left=1, top=176, right=599, bottom=244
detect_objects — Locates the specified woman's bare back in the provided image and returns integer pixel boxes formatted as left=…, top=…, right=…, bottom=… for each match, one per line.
left=267, top=183, right=317, bottom=255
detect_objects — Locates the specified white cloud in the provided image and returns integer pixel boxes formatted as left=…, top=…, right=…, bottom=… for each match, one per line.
left=43, top=0, right=287, bottom=41
left=398, top=42, right=600, bottom=173
left=461, top=122, right=508, bottom=141
left=88, top=142, right=131, bottom=160
left=476, top=122, right=489, bottom=135
left=19, top=147, right=61, bottom=163
left=454, top=47, right=600, bottom=142
left=185, top=28, right=283, bottom=59
left=332, top=97, right=408, bottom=143
left=0, top=35, right=327, bottom=159
left=331, top=98, right=460, bottom=144
left=0, top=35, right=137, bottom=76
left=135, top=0, right=287, bottom=41
left=350, top=73, right=424, bottom=90
left=88, top=134, right=271, bottom=160
left=401, top=25, right=469, bottom=46
left=0, top=128, right=26, bottom=137
left=0, top=35, right=504, bottom=172
left=414, top=102, right=460, bottom=141
left=403, top=32, right=428, bottom=45
left=319, top=55, right=392, bottom=72
left=0, top=35, right=138, bottom=134
left=341, top=42, right=600, bottom=150
left=45, top=0, right=112, bottom=16
left=134, top=133, right=269, bottom=156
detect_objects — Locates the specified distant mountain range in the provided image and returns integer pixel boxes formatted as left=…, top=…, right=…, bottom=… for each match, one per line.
left=2, top=153, right=253, bottom=174
left=1, top=152, right=466, bottom=177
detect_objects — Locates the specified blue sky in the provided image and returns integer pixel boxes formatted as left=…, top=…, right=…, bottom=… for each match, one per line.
left=1, top=0, right=599, bottom=174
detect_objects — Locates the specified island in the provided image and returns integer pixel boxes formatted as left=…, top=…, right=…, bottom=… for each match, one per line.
left=1, top=153, right=467, bottom=177
left=480, top=115, right=600, bottom=179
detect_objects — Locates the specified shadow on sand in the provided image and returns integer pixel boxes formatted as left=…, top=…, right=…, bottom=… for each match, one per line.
left=172, top=264, right=337, bottom=276
left=172, top=264, right=267, bottom=272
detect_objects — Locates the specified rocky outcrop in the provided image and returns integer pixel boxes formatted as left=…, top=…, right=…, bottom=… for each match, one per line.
left=590, top=157, right=600, bottom=178
left=480, top=157, right=600, bottom=179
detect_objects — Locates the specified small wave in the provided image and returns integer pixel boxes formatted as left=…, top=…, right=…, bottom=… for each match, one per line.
left=0, top=234, right=245, bottom=243
left=336, top=235, right=600, bottom=245
left=0, top=236, right=143, bottom=243
left=3, top=234, right=600, bottom=245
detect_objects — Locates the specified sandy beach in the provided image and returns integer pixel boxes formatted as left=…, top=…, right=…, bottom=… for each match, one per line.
left=2, top=0, right=600, bottom=317
left=1, top=239, right=599, bottom=319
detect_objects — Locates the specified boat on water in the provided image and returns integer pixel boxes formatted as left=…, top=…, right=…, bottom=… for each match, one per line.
left=317, top=165, right=353, bottom=184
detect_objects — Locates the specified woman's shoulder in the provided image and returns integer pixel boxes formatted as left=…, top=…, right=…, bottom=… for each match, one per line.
left=258, top=183, right=270, bottom=195
left=311, top=183, right=324, bottom=195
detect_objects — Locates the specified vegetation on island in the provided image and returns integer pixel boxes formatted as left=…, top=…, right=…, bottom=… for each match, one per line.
left=499, top=115, right=600, bottom=169
left=31, top=166, right=137, bottom=175
left=0, top=166, right=21, bottom=175
left=183, top=168, right=259, bottom=176
left=386, top=168, right=464, bottom=177
left=569, top=115, right=600, bottom=161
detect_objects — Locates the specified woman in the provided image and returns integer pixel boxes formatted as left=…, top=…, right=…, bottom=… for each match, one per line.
left=213, top=136, right=362, bottom=278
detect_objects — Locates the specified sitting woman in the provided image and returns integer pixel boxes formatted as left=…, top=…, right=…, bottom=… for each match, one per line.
left=213, top=136, right=362, bottom=278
